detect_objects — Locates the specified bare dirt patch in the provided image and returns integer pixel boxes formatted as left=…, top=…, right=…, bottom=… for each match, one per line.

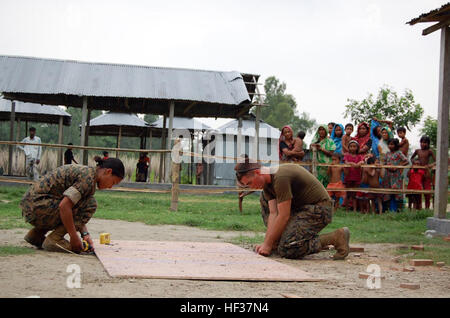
left=0, top=218, right=449, bottom=298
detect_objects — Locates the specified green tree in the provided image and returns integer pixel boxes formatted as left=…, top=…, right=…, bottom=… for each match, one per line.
left=254, top=76, right=317, bottom=134
left=420, top=116, right=450, bottom=149
left=343, top=86, right=424, bottom=130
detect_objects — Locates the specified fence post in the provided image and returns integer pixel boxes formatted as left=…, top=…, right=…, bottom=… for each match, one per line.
left=312, top=148, right=318, bottom=177
left=170, top=161, right=180, bottom=211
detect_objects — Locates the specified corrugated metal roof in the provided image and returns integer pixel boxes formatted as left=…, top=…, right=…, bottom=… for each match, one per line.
left=150, top=116, right=211, bottom=131
left=407, top=3, right=450, bottom=25
left=0, top=55, right=251, bottom=106
left=89, top=112, right=149, bottom=128
left=216, top=118, right=280, bottom=139
left=0, top=98, right=71, bottom=125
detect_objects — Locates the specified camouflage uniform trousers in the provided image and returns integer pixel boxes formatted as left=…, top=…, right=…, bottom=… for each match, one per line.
left=20, top=194, right=97, bottom=232
left=260, top=192, right=332, bottom=259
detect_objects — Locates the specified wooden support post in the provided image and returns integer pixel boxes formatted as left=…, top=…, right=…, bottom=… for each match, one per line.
left=14, top=118, right=20, bottom=173
left=165, top=101, right=175, bottom=183
left=80, top=97, right=88, bottom=165
left=435, top=26, right=450, bottom=219
left=164, top=101, right=175, bottom=182
left=170, top=139, right=182, bottom=211
left=159, top=115, right=167, bottom=183
left=57, top=116, right=64, bottom=166
left=84, top=109, right=91, bottom=165
left=254, top=75, right=262, bottom=162
left=116, top=126, right=122, bottom=158
left=8, top=100, right=15, bottom=176
left=148, top=128, right=153, bottom=183
left=190, top=132, right=194, bottom=184
left=237, top=117, right=243, bottom=159
left=24, top=121, right=28, bottom=173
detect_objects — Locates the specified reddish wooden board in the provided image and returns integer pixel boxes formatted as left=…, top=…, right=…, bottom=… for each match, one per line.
left=94, top=240, right=321, bottom=282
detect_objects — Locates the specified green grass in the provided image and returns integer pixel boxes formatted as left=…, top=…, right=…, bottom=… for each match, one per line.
left=0, top=245, right=36, bottom=256
left=1, top=185, right=449, bottom=262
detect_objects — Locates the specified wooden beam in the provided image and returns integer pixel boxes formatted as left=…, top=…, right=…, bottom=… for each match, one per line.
left=183, top=101, right=198, bottom=115
left=236, top=104, right=252, bottom=118
left=422, top=18, right=450, bottom=36
left=434, top=26, right=450, bottom=219
left=57, top=116, right=64, bottom=166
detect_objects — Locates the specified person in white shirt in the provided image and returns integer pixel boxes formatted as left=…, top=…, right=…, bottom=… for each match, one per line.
left=18, top=127, right=42, bottom=180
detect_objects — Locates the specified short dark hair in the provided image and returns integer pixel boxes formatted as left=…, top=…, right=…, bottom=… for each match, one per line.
left=345, top=123, right=354, bottom=129
left=367, top=156, right=375, bottom=165
left=29, top=127, right=36, bottom=132
left=388, top=138, right=400, bottom=151
left=420, top=136, right=431, bottom=149
left=297, top=131, right=305, bottom=139
left=397, top=127, right=406, bottom=133
left=93, top=156, right=125, bottom=179
left=234, top=154, right=261, bottom=181
left=68, top=142, right=73, bottom=146
left=103, top=151, right=109, bottom=156
left=328, top=122, right=335, bottom=127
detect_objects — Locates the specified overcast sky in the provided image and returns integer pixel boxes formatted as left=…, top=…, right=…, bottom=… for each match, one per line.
left=0, top=0, right=445, bottom=146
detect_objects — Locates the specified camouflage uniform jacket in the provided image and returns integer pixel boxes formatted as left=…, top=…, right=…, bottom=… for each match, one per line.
left=20, top=165, right=97, bottom=228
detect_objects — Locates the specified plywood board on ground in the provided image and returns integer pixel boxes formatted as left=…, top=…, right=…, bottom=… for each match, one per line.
left=94, top=240, right=321, bottom=282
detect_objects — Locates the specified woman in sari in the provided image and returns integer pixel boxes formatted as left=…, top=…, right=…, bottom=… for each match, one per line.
left=278, top=125, right=304, bottom=162
left=378, top=126, right=393, bottom=162
left=352, top=122, right=372, bottom=155
left=330, top=124, right=344, bottom=155
left=311, top=125, right=336, bottom=187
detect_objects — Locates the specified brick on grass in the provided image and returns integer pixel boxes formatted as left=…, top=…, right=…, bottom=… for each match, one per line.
left=402, top=267, right=415, bottom=272
left=410, top=259, right=433, bottom=266
left=436, top=262, right=445, bottom=267
left=350, top=246, right=364, bottom=253
left=400, top=283, right=420, bottom=290
left=411, top=245, right=424, bottom=251
left=443, top=237, right=450, bottom=242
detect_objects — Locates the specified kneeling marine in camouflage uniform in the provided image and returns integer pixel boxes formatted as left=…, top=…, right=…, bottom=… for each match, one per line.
left=20, top=157, right=124, bottom=253
left=236, top=161, right=350, bottom=260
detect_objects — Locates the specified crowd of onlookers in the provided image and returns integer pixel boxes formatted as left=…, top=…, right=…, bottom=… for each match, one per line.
left=278, top=119, right=436, bottom=213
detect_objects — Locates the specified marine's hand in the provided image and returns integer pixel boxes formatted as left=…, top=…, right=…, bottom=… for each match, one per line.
left=255, top=243, right=272, bottom=256
left=84, top=235, right=95, bottom=251
left=70, top=235, right=83, bottom=253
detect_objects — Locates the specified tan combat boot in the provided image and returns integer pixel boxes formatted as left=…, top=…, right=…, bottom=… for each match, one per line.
left=24, top=228, right=48, bottom=248
left=42, top=225, right=72, bottom=252
left=319, top=227, right=350, bottom=260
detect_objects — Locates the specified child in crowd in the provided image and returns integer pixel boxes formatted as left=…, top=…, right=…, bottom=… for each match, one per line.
left=363, top=156, right=383, bottom=214
left=342, top=123, right=354, bottom=154
left=136, top=152, right=150, bottom=182
left=382, top=138, right=409, bottom=212
left=343, top=140, right=364, bottom=212
left=397, top=127, right=409, bottom=157
left=102, top=151, right=109, bottom=160
left=327, top=153, right=346, bottom=211
left=410, top=136, right=436, bottom=209
left=328, top=122, right=336, bottom=136
left=407, top=158, right=425, bottom=210
left=292, top=131, right=306, bottom=161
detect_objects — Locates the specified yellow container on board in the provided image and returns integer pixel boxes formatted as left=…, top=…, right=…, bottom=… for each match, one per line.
left=100, top=233, right=111, bottom=244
